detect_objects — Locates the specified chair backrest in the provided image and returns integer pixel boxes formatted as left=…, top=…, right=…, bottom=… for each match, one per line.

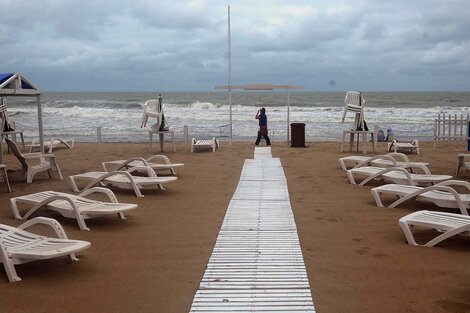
left=5, top=138, right=27, bottom=169
left=341, top=91, right=366, bottom=130
left=344, top=91, right=364, bottom=107
left=144, top=100, right=159, bottom=113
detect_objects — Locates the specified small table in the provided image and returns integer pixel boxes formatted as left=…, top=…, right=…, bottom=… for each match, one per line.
left=341, top=130, right=375, bottom=154
left=149, top=130, right=176, bottom=153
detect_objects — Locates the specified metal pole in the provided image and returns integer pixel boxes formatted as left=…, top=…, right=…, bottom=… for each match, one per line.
left=37, top=94, right=44, bottom=154
left=287, top=89, right=290, bottom=146
left=228, top=5, right=232, bottom=145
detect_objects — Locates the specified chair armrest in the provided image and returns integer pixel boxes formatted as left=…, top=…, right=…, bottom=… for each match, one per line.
left=146, top=155, right=171, bottom=164
left=436, top=180, right=470, bottom=191
left=23, top=153, right=56, bottom=160
left=458, top=154, right=470, bottom=160
left=17, top=217, right=69, bottom=239
left=78, top=187, right=119, bottom=203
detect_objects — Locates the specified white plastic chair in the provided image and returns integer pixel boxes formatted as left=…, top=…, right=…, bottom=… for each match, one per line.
left=0, top=217, right=90, bottom=282
left=5, top=138, right=63, bottom=183
left=10, top=187, right=138, bottom=230
left=371, top=180, right=470, bottom=215
left=338, top=153, right=429, bottom=171
left=140, top=100, right=161, bottom=128
left=341, top=91, right=365, bottom=130
left=399, top=210, right=470, bottom=247
left=69, top=167, right=177, bottom=197
left=346, top=165, right=452, bottom=187
left=387, top=140, right=420, bottom=154
left=191, top=137, right=219, bottom=153
left=102, top=155, right=184, bottom=176
left=28, top=138, right=74, bottom=153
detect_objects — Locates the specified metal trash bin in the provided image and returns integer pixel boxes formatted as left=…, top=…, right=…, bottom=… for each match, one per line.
left=290, top=123, right=305, bottom=147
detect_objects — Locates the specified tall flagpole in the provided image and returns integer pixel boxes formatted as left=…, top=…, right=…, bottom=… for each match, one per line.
left=228, top=5, right=232, bottom=145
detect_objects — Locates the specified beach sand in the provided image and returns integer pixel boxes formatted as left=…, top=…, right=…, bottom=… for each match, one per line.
left=0, top=140, right=469, bottom=313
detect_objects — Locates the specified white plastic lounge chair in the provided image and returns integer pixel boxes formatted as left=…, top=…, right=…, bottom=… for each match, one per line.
left=10, top=187, right=138, bottom=230
left=399, top=210, right=470, bottom=247
left=371, top=180, right=470, bottom=215
left=5, top=138, right=63, bottom=183
left=101, top=155, right=184, bottom=176
left=0, top=217, right=90, bottom=282
left=347, top=165, right=452, bottom=187
left=456, top=154, right=470, bottom=177
left=191, top=137, right=219, bottom=153
left=0, top=163, right=11, bottom=193
left=28, top=138, right=74, bottom=153
left=69, top=166, right=177, bottom=197
left=338, top=153, right=429, bottom=171
left=388, top=140, right=419, bottom=154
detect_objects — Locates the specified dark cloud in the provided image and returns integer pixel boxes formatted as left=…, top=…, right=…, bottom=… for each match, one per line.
left=0, top=0, right=469, bottom=91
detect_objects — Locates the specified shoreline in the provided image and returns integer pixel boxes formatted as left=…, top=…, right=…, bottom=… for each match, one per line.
left=0, top=140, right=469, bottom=312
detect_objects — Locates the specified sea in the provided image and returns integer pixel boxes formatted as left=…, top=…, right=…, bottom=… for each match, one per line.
left=4, top=91, right=470, bottom=143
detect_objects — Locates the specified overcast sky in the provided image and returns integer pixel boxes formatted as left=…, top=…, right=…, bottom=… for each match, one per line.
left=1, top=0, right=469, bottom=92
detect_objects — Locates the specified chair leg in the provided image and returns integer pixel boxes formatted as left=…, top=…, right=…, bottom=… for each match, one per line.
left=0, top=244, right=21, bottom=282
left=456, top=156, right=464, bottom=177
left=2, top=167, right=11, bottom=193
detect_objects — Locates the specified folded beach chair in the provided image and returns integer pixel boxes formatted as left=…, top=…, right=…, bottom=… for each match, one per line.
left=399, top=210, right=470, bottom=247
left=28, top=138, right=74, bottom=153
left=191, top=137, right=219, bottom=153
left=5, top=138, right=63, bottom=183
left=69, top=167, right=177, bottom=197
left=387, top=140, right=419, bottom=154
left=456, top=154, right=470, bottom=177
left=0, top=217, right=90, bottom=282
left=101, top=155, right=184, bottom=176
left=347, top=165, right=452, bottom=187
left=339, top=153, right=429, bottom=171
left=10, top=187, right=138, bottom=230
left=371, top=180, right=470, bottom=215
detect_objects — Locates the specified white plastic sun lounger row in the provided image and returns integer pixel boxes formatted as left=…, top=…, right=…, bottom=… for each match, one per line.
left=101, top=155, right=184, bottom=176
left=28, top=138, right=74, bottom=153
left=371, top=180, right=470, bottom=215
left=191, top=137, right=219, bottom=153
left=10, top=187, right=138, bottom=230
left=347, top=165, right=452, bottom=186
left=0, top=217, right=90, bottom=282
left=339, top=153, right=429, bottom=171
left=69, top=167, right=177, bottom=197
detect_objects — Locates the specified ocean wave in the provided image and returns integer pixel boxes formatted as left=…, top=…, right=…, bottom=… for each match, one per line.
left=44, top=99, right=143, bottom=110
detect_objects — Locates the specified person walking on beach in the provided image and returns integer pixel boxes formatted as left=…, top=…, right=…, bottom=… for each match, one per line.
left=255, top=108, right=271, bottom=146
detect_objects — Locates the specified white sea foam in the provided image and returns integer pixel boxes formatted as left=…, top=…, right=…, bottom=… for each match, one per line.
left=6, top=92, right=469, bottom=142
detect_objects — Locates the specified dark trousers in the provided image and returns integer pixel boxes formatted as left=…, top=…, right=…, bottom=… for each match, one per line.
left=255, top=131, right=271, bottom=145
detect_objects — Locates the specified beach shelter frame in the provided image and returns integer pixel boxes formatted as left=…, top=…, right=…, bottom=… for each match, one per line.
left=215, top=84, right=303, bottom=146
left=0, top=73, right=44, bottom=163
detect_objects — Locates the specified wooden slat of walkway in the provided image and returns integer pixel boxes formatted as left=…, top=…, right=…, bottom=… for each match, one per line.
left=189, top=147, right=315, bottom=313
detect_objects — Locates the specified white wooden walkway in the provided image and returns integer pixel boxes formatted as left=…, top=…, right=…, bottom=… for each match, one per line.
left=189, top=147, right=316, bottom=312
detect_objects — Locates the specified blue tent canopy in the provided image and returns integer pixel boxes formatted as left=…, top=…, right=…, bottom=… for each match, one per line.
left=0, top=73, right=39, bottom=95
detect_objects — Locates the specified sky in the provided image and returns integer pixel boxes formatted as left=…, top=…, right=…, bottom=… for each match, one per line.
left=1, top=0, right=470, bottom=92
